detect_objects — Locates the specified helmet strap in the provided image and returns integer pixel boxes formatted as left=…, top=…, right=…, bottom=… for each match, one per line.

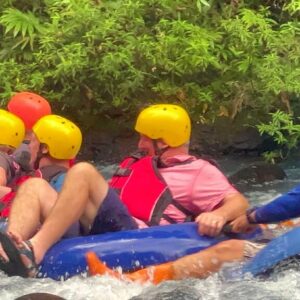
left=153, top=140, right=170, bottom=167
left=34, top=143, right=48, bottom=169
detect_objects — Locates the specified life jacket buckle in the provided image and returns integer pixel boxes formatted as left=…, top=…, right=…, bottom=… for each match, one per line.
left=114, top=167, right=132, bottom=177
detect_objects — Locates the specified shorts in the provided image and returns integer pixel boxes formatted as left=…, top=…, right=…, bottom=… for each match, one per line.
left=243, top=241, right=266, bottom=259
left=89, top=188, right=138, bottom=235
left=62, top=188, right=137, bottom=238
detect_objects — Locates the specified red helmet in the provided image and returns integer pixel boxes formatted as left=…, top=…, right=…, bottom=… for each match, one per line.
left=8, top=92, right=52, bottom=129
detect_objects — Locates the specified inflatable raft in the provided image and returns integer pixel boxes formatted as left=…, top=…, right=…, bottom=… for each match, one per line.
left=242, top=227, right=300, bottom=276
left=39, top=222, right=262, bottom=280
left=3, top=220, right=298, bottom=281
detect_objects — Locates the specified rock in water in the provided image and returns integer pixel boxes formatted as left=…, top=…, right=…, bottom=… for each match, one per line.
left=15, top=293, right=65, bottom=300
left=229, top=162, right=286, bottom=185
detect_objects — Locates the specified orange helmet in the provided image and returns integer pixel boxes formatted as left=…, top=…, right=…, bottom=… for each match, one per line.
left=8, top=92, right=51, bottom=129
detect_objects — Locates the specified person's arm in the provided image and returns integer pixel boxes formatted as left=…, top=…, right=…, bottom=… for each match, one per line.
left=193, top=161, right=249, bottom=237
left=196, top=193, right=249, bottom=236
left=0, top=167, right=7, bottom=186
left=250, top=184, right=300, bottom=224
left=229, top=184, right=300, bottom=233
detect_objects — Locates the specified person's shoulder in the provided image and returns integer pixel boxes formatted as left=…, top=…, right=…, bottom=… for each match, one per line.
left=195, top=158, right=226, bottom=176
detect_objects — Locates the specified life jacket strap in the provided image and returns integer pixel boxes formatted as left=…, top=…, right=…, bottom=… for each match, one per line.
left=114, top=168, right=132, bottom=177
left=113, top=151, right=147, bottom=177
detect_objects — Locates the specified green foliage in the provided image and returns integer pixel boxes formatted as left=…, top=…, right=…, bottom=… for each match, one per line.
left=284, top=0, right=300, bottom=15
left=0, top=8, right=45, bottom=50
left=257, top=111, right=300, bottom=162
left=0, top=0, right=299, bottom=138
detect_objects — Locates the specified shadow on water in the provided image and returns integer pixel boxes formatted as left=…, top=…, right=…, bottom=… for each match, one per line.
left=129, top=278, right=284, bottom=300
left=129, top=280, right=203, bottom=300
left=219, top=281, right=283, bottom=300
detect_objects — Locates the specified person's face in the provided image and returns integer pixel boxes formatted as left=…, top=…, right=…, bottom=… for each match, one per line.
left=138, top=134, right=168, bottom=156
left=27, top=132, right=41, bottom=168
left=138, top=134, right=155, bottom=156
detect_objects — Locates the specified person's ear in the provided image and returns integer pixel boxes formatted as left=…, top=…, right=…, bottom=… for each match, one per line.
left=41, top=144, right=50, bottom=155
left=157, top=139, right=169, bottom=150
left=7, top=147, right=14, bottom=155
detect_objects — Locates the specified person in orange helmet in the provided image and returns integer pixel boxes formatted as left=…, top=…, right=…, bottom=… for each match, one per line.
left=0, top=92, right=52, bottom=209
left=7, top=92, right=52, bottom=171
left=8, top=92, right=51, bottom=131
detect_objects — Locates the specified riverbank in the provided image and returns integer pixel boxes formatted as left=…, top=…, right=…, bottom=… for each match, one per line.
left=78, top=116, right=277, bottom=165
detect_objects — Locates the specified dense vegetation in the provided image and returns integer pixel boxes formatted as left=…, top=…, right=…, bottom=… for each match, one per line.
left=0, top=0, right=299, bottom=158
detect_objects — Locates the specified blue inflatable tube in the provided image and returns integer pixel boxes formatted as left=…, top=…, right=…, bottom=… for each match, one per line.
left=39, top=222, right=262, bottom=280
left=242, top=227, right=300, bottom=276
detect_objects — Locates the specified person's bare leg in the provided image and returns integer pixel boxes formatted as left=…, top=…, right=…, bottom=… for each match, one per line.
left=169, top=239, right=245, bottom=280
left=87, top=240, right=245, bottom=284
left=0, top=178, right=57, bottom=264
left=29, top=162, right=109, bottom=263
left=8, top=177, right=58, bottom=240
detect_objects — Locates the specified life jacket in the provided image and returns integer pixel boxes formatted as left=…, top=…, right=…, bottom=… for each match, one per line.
left=0, top=165, right=67, bottom=218
left=109, top=153, right=196, bottom=226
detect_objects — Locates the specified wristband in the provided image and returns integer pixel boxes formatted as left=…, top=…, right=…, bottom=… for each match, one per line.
left=246, top=207, right=259, bottom=224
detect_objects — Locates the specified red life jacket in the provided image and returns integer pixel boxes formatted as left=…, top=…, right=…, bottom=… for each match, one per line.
left=0, top=170, right=41, bottom=218
left=0, top=165, right=67, bottom=218
left=109, top=154, right=194, bottom=226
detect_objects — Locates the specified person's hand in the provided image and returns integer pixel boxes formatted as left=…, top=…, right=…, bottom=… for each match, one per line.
left=196, top=212, right=227, bottom=237
left=229, top=214, right=258, bottom=233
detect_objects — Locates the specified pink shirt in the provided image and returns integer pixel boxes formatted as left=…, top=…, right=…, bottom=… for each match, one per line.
left=135, top=155, right=238, bottom=228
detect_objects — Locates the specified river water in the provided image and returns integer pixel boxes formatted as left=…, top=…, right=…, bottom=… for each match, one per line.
left=1, top=156, right=300, bottom=299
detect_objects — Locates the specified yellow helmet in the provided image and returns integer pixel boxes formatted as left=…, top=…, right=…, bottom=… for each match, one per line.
left=135, top=104, right=191, bottom=147
left=32, top=115, right=82, bottom=159
left=0, top=109, right=25, bottom=149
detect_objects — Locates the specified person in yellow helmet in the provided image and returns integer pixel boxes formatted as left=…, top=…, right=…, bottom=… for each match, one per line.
left=0, top=115, right=82, bottom=221
left=111, top=104, right=248, bottom=234
left=0, top=109, right=25, bottom=197
left=0, top=104, right=248, bottom=278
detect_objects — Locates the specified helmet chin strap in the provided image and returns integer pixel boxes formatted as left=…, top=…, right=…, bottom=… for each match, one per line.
left=152, top=140, right=169, bottom=167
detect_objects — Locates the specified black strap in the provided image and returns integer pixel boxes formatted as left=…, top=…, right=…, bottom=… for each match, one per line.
left=162, top=214, right=177, bottom=224
left=171, top=199, right=195, bottom=218
left=113, top=151, right=147, bottom=177
left=157, top=156, right=195, bottom=168
left=149, top=157, right=196, bottom=225
left=114, top=168, right=131, bottom=176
